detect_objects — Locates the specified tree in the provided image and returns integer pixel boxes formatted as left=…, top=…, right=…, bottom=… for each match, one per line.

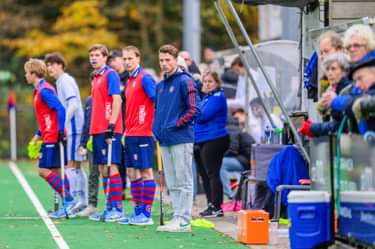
left=4, top=1, right=119, bottom=65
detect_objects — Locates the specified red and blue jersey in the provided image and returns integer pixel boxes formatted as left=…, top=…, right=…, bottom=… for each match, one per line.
left=90, top=66, right=123, bottom=135
left=125, top=67, right=156, bottom=136
left=33, top=80, right=65, bottom=143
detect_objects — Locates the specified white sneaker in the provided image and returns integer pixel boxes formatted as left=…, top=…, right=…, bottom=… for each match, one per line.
left=157, top=217, right=191, bottom=232
left=77, top=205, right=97, bottom=217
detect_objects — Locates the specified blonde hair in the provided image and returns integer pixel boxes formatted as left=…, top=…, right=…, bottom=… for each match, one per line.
left=319, top=31, right=343, bottom=50
left=343, top=24, right=375, bottom=51
left=24, top=58, right=47, bottom=78
left=202, top=71, right=222, bottom=88
left=124, top=45, right=141, bottom=58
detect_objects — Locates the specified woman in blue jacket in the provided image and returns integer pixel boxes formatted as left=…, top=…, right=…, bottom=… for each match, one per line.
left=194, top=71, right=230, bottom=217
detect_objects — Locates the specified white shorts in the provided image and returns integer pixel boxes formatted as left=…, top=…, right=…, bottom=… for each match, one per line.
left=67, top=134, right=84, bottom=162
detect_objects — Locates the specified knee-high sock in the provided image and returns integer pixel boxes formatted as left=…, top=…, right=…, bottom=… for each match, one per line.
left=102, top=176, right=110, bottom=210
left=108, top=173, right=123, bottom=211
left=130, top=178, right=143, bottom=215
left=45, top=171, right=73, bottom=202
left=141, top=179, right=156, bottom=218
left=65, top=168, right=77, bottom=201
left=75, top=167, right=87, bottom=206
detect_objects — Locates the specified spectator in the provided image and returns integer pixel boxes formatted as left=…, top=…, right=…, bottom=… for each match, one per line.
left=319, top=24, right=375, bottom=120
left=194, top=71, right=230, bottom=218
left=300, top=53, right=351, bottom=137
left=316, top=53, right=351, bottom=121
left=178, top=50, right=201, bottom=75
left=200, top=47, right=220, bottom=73
left=248, top=98, right=283, bottom=143
left=226, top=57, right=270, bottom=110
left=221, top=68, right=239, bottom=99
left=319, top=31, right=343, bottom=62
left=343, top=24, right=375, bottom=63
left=349, top=58, right=375, bottom=135
left=220, top=116, right=255, bottom=199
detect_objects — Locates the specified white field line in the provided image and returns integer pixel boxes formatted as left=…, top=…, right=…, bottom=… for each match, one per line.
left=8, top=161, right=70, bottom=249
left=0, top=216, right=40, bottom=220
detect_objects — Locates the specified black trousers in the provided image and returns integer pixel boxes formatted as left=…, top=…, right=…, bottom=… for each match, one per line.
left=194, top=135, right=230, bottom=209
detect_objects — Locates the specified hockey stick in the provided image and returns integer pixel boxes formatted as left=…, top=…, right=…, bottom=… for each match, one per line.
left=59, top=142, right=69, bottom=219
left=53, top=191, right=59, bottom=212
left=156, top=142, right=164, bottom=225
left=101, top=142, right=112, bottom=222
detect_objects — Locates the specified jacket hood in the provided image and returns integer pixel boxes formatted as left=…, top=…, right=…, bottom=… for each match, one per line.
left=163, top=69, right=192, bottom=82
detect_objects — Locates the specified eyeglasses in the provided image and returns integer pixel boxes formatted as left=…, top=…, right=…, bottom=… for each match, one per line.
left=345, top=43, right=366, bottom=50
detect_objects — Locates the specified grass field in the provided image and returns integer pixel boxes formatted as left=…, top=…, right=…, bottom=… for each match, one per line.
left=0, top=160, right=248, bottom=249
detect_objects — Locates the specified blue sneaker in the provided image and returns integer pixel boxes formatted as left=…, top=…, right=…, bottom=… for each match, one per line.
left=129, top=213, right=154, bottom=226
left=49, top=207, right=69, bottom=219
left=104, top=208, right=123, bottom=222
left=49, top=200, right=77, bottom=219
left=118, top=216, right=129, bottom=225
left=88, top=211, right=105, bottom=221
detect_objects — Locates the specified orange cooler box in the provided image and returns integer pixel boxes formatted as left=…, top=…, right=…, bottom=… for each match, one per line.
left=237, top=209, right=269, bottom=244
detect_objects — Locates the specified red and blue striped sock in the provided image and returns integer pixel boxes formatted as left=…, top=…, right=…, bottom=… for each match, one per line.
left=45, top=171, right=73, bottom=202
left=108, top=173, right=123, bottom=211
left=141, top=179, right=156, bottom=218
left=102, top=176, right=110, bottom=210
left=130, top=178, right=143, bottom=215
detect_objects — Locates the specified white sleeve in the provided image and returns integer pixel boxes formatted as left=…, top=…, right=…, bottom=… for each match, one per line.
left=227, top=77, right=245, bottom=108
left=65, top=97, right=79, bottom=127
left=62, top=79, right=76, bottom=101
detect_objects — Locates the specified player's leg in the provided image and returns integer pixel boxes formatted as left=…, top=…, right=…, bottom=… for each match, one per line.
left=128, top=137, right=155, bottom=226
left=65, top=135, right=78, bottom=204
left=71, top=133, right=88, bottom=211
left=38, top=143, right=76, bottom=218
left=89, top=134, right=123, bottom=222
left=119, top=136, right=142, bottom=224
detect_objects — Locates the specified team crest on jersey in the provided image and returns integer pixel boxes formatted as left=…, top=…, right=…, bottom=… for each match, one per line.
left=169, top=86, right=175, bottom=93
left=43, top=114, right=52, bottom=131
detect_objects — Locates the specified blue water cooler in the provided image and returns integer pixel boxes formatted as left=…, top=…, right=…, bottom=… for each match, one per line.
left=288, top=191, right=332, bottom=249
left=339, top=191, right=375, bottom=246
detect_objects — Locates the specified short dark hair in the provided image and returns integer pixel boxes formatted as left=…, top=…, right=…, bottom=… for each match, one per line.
left=108, top=49, right=123, bottom=63
left=232, top=107, right=245, bottom=115
left=159, top=44, right=179, bottom=58
left=231, top=56, right=243, bottom=68
left=250, top=97, right=262, bottom=107
left=44, top=52, right=66, bottom=69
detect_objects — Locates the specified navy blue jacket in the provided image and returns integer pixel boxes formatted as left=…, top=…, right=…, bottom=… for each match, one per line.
left=267, top=146, right=309, bottom=206
left=153, top=70, right=200, bottom=146
left=80, top=96, right=92, bottom=148
left=195, top=89, right=228, bottom=143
